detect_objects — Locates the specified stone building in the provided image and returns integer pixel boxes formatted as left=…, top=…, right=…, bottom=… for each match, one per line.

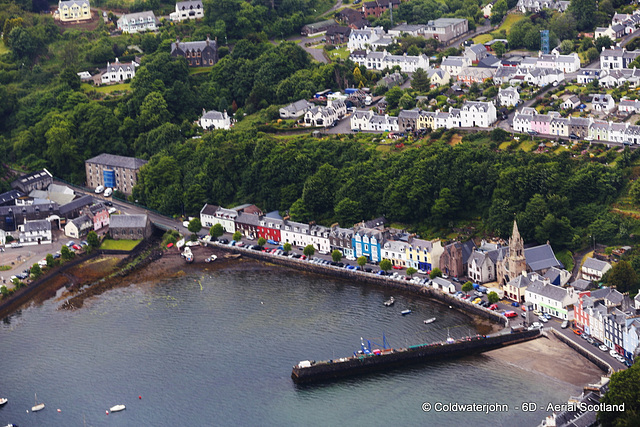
left=496, top=220, right=527, bottom=286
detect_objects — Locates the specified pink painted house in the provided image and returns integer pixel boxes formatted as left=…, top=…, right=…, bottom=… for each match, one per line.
left=84, top=203, right=110, bottom=230
left=530, top=114, right=551, bottom=135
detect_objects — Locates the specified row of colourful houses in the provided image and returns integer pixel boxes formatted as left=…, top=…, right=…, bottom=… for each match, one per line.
left=513, top=107, right=640, bottom=142
left=574, top=287, right=640, bottom=362
left=350, top=101, right=498, bottom=132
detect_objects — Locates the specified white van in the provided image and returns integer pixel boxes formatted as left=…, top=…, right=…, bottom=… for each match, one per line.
left=95, top=185, right=104, bottom=194
left=103, top=188, right=113, bottom=197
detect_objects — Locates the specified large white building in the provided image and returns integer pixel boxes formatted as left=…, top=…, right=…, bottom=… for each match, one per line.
left=170, top=0, right=204, bottom=21
left=350, top=50, right=430, bottom=72
left=347, top=26, right=386, bottom=51
left=199, top=109, right=232, bottom=130
left=600, top=47, right=640, bottom=70
left=100, top=58, right=138, bottom=85
left=117, top=11, right=159, bottom=33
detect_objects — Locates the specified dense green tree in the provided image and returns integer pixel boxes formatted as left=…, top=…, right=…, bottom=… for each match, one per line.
left=379, top=259, right=392, bottom=272
left=303, top=244, right=315, bottom=257
left=334, top=198, right=362, bottom=227
left=139, top=91, right=171, bottom=132
left=188, top=218, right=203, bottom=234
left=492, top=41, right=506, bottom=58
left=595, top=36, right=613, bottom=52
left=232, top=231, right=242, bottom=241
left=283, top=242, right=292, bottom=252
left=46, top=253, right=55, bottom=268
left=357, top=255, right=367, bottom=269
left=30, top=263, right=42, bottom=279
left=332, top=250, right=343, bottom=262
left=586, top=47, right=600, bottom=62
left=61, top=245, right=73, bottom=260
left=210, top=223, right=224, bottom=239
left=598, top=357, right=640, bottom=426
left=490, top=0, right=507, bottom=25
left=488, top=292, right=500, bottom=304
left=411, top=68, right=431, bottom=92
left=602, top=260, right=638, bottom=293
left=406, top=267, right=417, bottom=277
left=550, top=13, right=578, bottom=42
left=429, top=268, right=442, bottom=279
left=560, top=40, right=574, bottom=54
left=462, top=281, right=473, bottom=292
left=257, top=237, right=267, bottom=247
left=87, top=231, right=99, bottom=249
left=568, top=0, right=597, bottom=31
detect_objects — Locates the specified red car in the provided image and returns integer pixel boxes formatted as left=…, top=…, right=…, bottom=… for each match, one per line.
left=392, top=265, right=403, bottom=270
left=489, top=304, right=498, bottom=311
left=572, top=328, right=582, bottom=336
left=503, top=311, right=517, bottom=318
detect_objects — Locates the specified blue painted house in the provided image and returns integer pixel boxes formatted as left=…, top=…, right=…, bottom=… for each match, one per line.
left=353, top=227, right=384, bottom=262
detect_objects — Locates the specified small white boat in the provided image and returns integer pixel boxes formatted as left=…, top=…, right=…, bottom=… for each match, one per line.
left=401, top=309, right=412, bottom=315
left=424, top=317, right=436, bottom=324
left=32, top=393, right=44, bottom=412
left=0, top=397, right=7, bottom=405
left=383, top=297, right=395, bottom=307
left=109, top=404, right=126, bottom=412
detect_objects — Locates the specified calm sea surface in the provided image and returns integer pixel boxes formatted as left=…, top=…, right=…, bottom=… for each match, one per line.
left=0, top=262, right=578, bottom=426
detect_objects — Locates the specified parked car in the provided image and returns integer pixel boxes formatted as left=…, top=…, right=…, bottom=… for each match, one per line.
left=267, top=239, right=278, bottom=245
left=511, top=302, right=520, bottom=307
left=489, top=304, right=498, bottom=311
left=218, top=238, right=229, bottom=244
left=572, top=328, right=582, bottom=336
left=103, top=188, right=113, bottom=197
left=538, top=316, right=548, bottom=323
left=376, top=270, right=386, bottom=276
left=561, top=320, right=569, bottom=329
left=392, top=265, right=403, bottom=270
left=503, top=311, right=517, bottom=318
left=599, top=344, right=608, bottom=352
left=531, top=322, right=543, bottom=329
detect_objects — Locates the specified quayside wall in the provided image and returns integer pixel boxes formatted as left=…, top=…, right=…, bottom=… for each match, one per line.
left=550, top=329, right=613, bottom=374
left=291, top=329, right=542, bottom=384
left=208, top=243, right=508, bottom=326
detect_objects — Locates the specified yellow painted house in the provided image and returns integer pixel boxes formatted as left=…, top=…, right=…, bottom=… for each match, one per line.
left=405, top=238, right=443, bottom=272
left=417, top=110, right=435, bottom=130
left=59, top=0, right=91, bottom=22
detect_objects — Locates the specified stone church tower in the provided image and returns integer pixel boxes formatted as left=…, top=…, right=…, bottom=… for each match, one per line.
left=497, top=220, right=527, bottom=285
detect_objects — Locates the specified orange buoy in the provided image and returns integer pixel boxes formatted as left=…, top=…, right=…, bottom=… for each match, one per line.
left=57, top=409, right=62, bottom=412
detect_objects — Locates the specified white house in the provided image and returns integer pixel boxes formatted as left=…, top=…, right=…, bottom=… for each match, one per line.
left=279, top=99, right=314, bottom=119
left=525, top=277, right=578, bottom=320
left=581, top=257, right=612, bottom=281
left=200, top=109, right=232, bottom=130
left=498, top=86, right=520, bottom=107
left=618, top=98, right=640, bottom=113
left=512, top=111, right=533, bottom=133
left=170, top=0, right=204, bottom=21
left=19, top=220, right=52, bottom=245
left=348, top=26, right=386, bottom=51
left=354, top=50, right=430, bottom=72
left=64, top=215, right=93, bottom=238
left=600, top=47, right=640, bottom=71
left=199, top=203, right=219, bottom=227
left=459, top=101, right=497, bottom=128
left=304, top=105, right=338, bottom=127
left=590, top=94, right=616, bottom=114
left=440, top=56, right=471, bottom=76
left=213, top=207, right=237, bottom=233
left=382, top=240, right=409, bottom=267
left=117, top=11, right=159, bottom=33
left=561, top=95, right=581, bottom=110
left=100, top=58, right=138, bottom=85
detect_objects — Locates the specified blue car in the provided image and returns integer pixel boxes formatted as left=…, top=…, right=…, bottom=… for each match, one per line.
left=511, top=302, right=520, bottom=307
left=267, top=239, right=278, bottom=245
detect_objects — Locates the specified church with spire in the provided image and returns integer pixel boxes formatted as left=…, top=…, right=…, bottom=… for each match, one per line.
left=496, top=220, right=527, bottom=286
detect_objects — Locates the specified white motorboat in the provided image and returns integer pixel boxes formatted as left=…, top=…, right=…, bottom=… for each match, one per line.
left=32, top=393, right=44, bottom=412
left=424, top=317, right=436, bottom=324
left=0, top=397, right=7, bottom=405
left=383, top=297, right=395, bottom=307
left=109, top=404, right=126, bottom=412
left=401, top=309, right=412, bottom=315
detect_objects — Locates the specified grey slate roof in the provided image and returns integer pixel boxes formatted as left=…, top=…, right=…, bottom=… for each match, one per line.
left=281, top=99, right=313, bottom=114
left=110, top=214, right=148, bottom=228
left=71, top=214, right=92, bottom=228
left=582, top=257, right=611, bottom=272
left=0, top=190, right=24, bottom=205
left=59, top=195, right=94, bottom=216
left=24, top=219, right=51, bottom=232
left=570, top=278, right=594, bottom=291
left=11, top=168, right=52, bottom=190
left=508, top=273, right=531, bottom=289
left=235, top=211, right=261, bottom=226
left=86, top=153, right=148, bottom=170
left=200, top=203, right=219, bottom=216
left=526, top=280, right=569, bottom=302
left=525, top=244, right=562, bottom=271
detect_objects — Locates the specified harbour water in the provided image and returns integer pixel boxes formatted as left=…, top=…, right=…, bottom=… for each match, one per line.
left=0, top=262, right=580, bottom=426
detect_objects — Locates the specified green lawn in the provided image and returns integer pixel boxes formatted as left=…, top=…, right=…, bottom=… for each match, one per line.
left=493, top=14, right=524, bottom=36
left=0, top=40, right=8, bottom=55
left=100, top=239, right=141, bottom=251
left=328, top=46, right=350, bottom=61
left=82, top=83, right=132, bottom=93
left=189, top=66, right=213, bottom=75
left=473, top=34, right=493, bottom=44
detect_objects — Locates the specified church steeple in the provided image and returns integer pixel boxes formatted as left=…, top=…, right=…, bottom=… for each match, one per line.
left=509, top=220, right=524, bottom=258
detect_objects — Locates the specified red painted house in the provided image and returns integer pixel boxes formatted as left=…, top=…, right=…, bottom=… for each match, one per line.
left=84, top=202, right=110, bottom=231
left=258, top=214, right=283, bottom=243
